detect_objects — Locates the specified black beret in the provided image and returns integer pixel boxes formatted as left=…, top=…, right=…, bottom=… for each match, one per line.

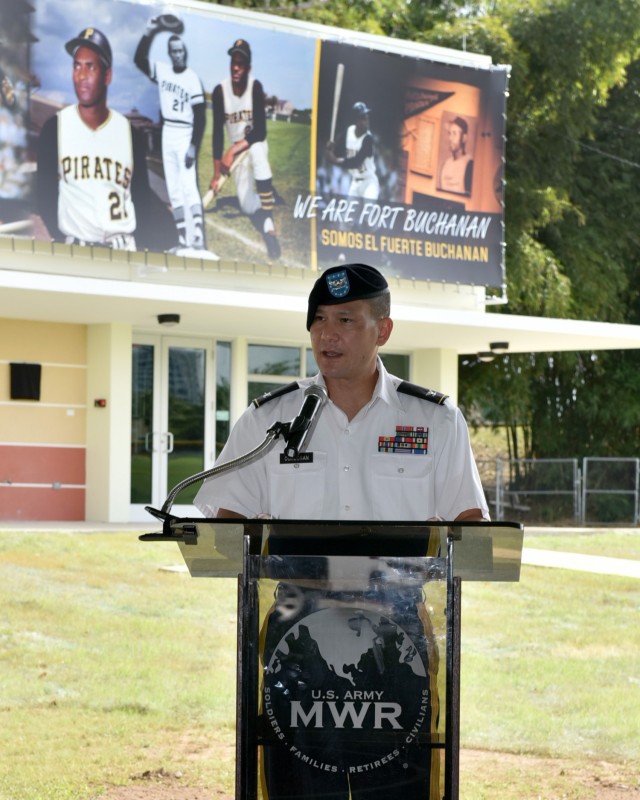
left=307, top=263, right=389, bottom=331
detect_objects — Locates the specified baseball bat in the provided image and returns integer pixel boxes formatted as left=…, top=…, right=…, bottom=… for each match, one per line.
left=0, top=219, right=31, bottom=234
left=203, top=149, right=249, bottom=209
left=329, top=63, right=344, bottom=143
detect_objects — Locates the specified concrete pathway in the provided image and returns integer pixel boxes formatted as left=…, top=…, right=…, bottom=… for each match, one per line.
left=522, top=548, right=640, bottom=579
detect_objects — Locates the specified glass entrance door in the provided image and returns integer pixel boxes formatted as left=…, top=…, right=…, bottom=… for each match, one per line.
left=130, top=336, right=214, bottom=521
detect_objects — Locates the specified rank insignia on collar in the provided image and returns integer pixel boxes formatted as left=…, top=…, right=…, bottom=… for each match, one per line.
left=378, top=425, right=428, bottom=454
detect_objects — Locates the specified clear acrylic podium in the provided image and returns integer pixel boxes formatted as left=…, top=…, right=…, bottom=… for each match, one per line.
left=141, top=518, right=523, bottom=800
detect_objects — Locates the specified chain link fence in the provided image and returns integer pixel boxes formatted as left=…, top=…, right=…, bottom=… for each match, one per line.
left=476, top=457, right=640, bottom=526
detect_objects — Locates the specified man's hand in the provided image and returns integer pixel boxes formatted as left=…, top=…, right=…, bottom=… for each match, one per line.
left=221, top=140, right=248, bottom=175
left=147, top=14, right=184, bottom=35
left=454, top=508, right=487, bottom=522
left=220, top=145, right=236, bottom=175
left=145, top=17, right=160, bottom=35
left=208, top=174, right=222, bottom=197
left=185, top=143, right=196, bottom=169
left=325, top=141, right=341, bottom=165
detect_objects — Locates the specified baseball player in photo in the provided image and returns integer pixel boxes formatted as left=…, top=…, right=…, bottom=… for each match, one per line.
left=326, top=100, right=380, bottom=200
left=134, top=15, right=209, bottom=252
left=210, top=38, right=281, bottom=260
left=37, top=27, right=151, bottom=250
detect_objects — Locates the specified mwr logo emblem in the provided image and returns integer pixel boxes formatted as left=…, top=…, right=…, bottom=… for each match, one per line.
left=262, top=606, right=432, bottom=774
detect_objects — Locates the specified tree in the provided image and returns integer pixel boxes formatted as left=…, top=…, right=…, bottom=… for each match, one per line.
left=206, top=0, right=640, bottom=459
left=452, top=1, right=640, bottom=459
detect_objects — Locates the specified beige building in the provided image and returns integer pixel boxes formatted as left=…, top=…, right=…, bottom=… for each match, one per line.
left=2, top=3, right=640, bottom=523
left=2, top=238, right=640, bottom=523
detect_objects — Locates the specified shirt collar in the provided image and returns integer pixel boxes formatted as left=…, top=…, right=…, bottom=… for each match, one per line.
left=310, top=357, right=404, bottom=413
left=374, top=357, right=405, bottom=411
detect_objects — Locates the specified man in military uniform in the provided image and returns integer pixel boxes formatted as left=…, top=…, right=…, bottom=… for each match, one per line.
left=195, top=263, right=487, bottom=800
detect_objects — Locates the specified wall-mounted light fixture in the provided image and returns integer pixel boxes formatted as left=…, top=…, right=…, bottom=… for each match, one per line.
left=474, top=342, right=509, bottom=364
left=157, top=313, right=180, bottom=327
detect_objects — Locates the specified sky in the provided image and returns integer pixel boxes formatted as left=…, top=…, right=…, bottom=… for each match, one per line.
left=31, top=0, right=317, bottom=120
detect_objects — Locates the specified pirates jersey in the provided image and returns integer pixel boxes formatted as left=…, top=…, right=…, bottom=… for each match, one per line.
left=220, top=75, right=255, bottom=143
left=56, top=105, right=136, bottom=243
left=151, top=61, right=204, bottom=128
left=345, top=124, right=376, bottom=181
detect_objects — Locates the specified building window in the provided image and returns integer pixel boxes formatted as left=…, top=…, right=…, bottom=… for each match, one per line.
left=248, top=344, right=307, bottom=401
left=249, top=344, right=300, bottom=375
left=306, top=350, right=409, bottom=380
left=216, top=341, right=231, bottom=458
left=380, top=352, right=410, bottom=380
left=305, top=348, right=317, bottom=376
left=247, top=344, right=410, bottom=403
left=131, top=344, right=154, bottom=503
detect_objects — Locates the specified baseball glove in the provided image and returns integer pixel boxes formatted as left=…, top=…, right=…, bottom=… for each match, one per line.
left=152, top=14, right=184, bottom=33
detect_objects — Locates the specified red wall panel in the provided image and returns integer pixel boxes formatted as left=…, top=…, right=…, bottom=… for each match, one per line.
left=0, top=487, right=85, bottom=520
left=0, top=445, right=85, bottom=484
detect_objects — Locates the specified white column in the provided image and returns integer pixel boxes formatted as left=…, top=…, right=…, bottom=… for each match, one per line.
left=412, top=348, right=459, bottom=405
left=230, top=336, right=248, bottom=425
left=85, top=323, right=132, bottom=522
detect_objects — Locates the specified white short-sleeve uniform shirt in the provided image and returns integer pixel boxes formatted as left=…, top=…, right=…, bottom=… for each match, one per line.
left=194, top=360, right=489, bottom=522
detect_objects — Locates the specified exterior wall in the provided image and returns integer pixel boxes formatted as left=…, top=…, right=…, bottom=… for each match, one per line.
left=412, top=348, right=458, bottom=404
left=85, top=324, right=132, bottom=523
left=0, top=319, right=87, bottom=520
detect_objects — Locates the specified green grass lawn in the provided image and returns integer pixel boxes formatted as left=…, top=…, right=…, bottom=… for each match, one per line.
left=0, top=529, right=638, bottom=799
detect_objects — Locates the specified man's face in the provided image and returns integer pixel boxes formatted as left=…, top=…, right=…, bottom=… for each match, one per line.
left=72, top=46, right=110, bottom=107
left=310, top=300, right=392, bottom=383
left=447, top=122, right=465, bottom=155
left=169, top=39, right=187, bottom=70
left=355, top=113, right=370, bottom=136
left=230, top=52, right=249, bottom=89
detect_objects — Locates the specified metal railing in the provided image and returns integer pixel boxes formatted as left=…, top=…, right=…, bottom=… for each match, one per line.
left=582, top=457, right=640, bottom=526
left=476, top=457, right=639, bottom=526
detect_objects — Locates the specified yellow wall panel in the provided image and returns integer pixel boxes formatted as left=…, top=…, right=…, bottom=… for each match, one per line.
left=0, top=319, right=86, bottom=364
left=0, top=367, right=8, bottom=401
left=0, top=404, right=86, bottom=445
left=0, top=364, right=86, bottom=405
left=42, top=366, right=87, bottom=405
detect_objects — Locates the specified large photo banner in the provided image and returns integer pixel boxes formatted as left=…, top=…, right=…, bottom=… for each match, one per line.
left=0, top=0, right=508, bottom=287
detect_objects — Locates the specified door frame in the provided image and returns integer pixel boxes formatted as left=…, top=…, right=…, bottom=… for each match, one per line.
left=130, top=333, right=215, bottom=522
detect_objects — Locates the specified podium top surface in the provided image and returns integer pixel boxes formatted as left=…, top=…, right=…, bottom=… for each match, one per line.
left=140, top=518, right=524, bottom=583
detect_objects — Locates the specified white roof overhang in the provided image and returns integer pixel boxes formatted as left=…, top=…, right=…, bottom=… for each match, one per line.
left=2, top=264, right=640, bottom=356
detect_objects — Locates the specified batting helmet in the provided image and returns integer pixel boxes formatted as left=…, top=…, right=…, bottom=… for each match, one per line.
left=352, top=101, right=371, bottom=117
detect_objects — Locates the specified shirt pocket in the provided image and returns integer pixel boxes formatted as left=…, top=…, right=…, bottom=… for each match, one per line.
left=268, top=452, right=327, bottom=519
left=370, top=454, right=434, bottom=520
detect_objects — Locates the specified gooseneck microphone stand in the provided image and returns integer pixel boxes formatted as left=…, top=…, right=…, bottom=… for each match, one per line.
left=145, top=419, right=291, bottom=530
left=145, top=384, right=328, bottom=535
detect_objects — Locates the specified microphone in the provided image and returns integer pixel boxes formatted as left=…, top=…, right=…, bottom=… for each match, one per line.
left=283, top=384, right=328, bottom=459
